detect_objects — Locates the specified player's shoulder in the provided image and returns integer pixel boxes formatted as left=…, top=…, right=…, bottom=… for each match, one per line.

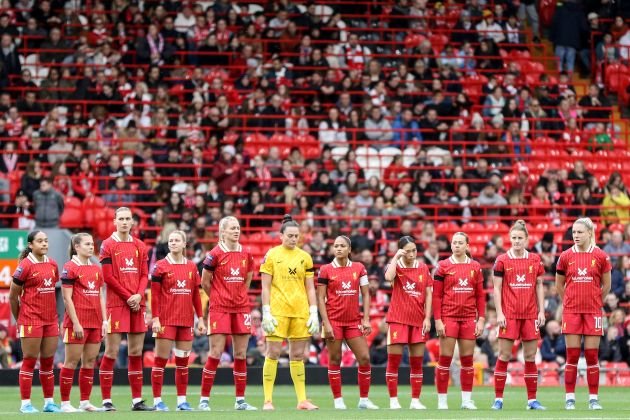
left=528, top=251, right=542, bottom=263
left=593, top=247, right=610, bottom=259
left=469, top=258, right=482, bottom=269
left=352, top=261, right=367, bottom=271
left=186, top=259, right=199, bottom=271
left=296, top=247, right=312, bottom=259
left=495, top=252, right=508, bottom=263
left=132, top=236, right=147, bottom=250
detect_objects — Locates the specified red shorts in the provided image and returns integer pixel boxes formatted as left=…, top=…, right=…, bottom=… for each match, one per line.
left=443, top=318, right=476, bottom=340
left=498, top=318, right=540, bottom=341
left=562, top=313, right=604, bottom=336
left=63, top=327, right=102, bottom=344
left=387, top=322, right=428, bottom=345
left=208, top=312, right=251, bottom=335
left=154, top=325, right=194, bottom=341
left=107, top=306, right=147, bottom=334
left=323, top=322, right=363, bottom=341
left=19, top=323, right=59, bottom=339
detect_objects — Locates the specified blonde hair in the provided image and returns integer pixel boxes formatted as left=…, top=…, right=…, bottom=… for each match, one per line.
left=169, top=230, right=187, bottom=244
left=115, top=206, right=132, bottom=216
left=158, top=222, right=178, bottom=243
left=510, top=219, right=529, bottom=237
left=574, top=217, right=596, bottom=243
left=219, top=216, right=240, bottom=242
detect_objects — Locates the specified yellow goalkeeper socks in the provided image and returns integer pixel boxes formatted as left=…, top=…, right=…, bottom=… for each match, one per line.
left=263, top=357, right=278, bottom=402
left=290, top=360, right=307, bottom=402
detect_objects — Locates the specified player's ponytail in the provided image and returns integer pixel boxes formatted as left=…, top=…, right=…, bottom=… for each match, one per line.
left=280, top=214, right=299, bottom=233
left=510, top=219, right=529, bottom=237
left=574, top=217, right=596, bottom=245
left=19, top=230, right=44, bottom=262
left=68, top=232, right=92, bottom=259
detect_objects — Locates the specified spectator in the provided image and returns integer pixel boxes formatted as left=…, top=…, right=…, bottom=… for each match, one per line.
left=477, top=183, right=507, bottom=222
left=39, top=27, right=72, bottom=63
left=318, top=107, right=346, bottom=145
left=602, top=184, right=630, bottom=225
left=0, top=34, right=20, bottom=77
left=33, top=177, right=64, bottom=228
left=579, top=85, right=611, bottom=126
left=600, top=326, right=623, bottom=362
left=611, top=255, right=630, bottom=298
left=550, top=0, right=588, bottom=74
left=541, top=320, right=566, bottom=364
left=476, top=10, right=505, bottom=44
left=603, top=231, right=630, bottom=264
left=392, top=108, right=421, bottom=147
left=364, top=107, right=393, bottom=146
left=210, top=145, right=246, bottom=193
left=0, top=324, right=12, bottom=368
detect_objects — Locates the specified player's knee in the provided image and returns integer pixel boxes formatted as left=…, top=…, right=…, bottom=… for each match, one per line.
left=104, top=347, right=119, bottom=359
left=233, top=348, right=247, bottom=360
left=82, top=357, right=97, bottom=369
left=328, top=355, right=341, bottom=366
left=64, top=360, right=79, bottom=369
left=357, top=354, right=370, bottom=366
left=266, top=345, right=281, bottom=360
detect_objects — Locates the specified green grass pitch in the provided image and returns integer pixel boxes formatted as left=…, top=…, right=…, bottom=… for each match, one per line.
left=2, top=385, right=629, bottom=418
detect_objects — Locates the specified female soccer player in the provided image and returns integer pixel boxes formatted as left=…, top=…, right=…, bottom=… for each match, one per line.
left=260, top=215, right=319, bottom=411
left=384, top=236, right=433, bottom=410
left=491, top=220, right=546, bottom=410
left=59, top=233, right=107, bottom=412
left=9, top=231, right=61, bottom=413
left=433, top=232, right=485, bottom=410
left=150, top=230, right=205, bottom=411
left=317, top=236, right=378, bottom=410
left=199, top=216, right=257, bottom=411
left=556, top=217, right=611, bottom=410
left=99, top=207, right=152, bottom=411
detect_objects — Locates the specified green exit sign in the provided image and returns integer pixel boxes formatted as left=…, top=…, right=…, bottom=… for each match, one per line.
left=0, top=230, right=28, bottom=259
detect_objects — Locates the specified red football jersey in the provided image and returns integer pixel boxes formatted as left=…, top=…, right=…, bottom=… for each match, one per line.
left=61, top=256, right=104, bottom=328
left=318, top=259, right=368, bottom=325
left=151, top=255, right=201, bottom=327
left=434, top=256, right=485, bottom=320
left=556, top=244, right=612, bottom=314
left=99, top=233, right=149, bottom=308
left=202, top=242, right=254, bottom=313
left=12, top=254, right=59, bottom=326
left=386, top=260, right=433, bottom=327
left=494, top=250, right=545, bottom=319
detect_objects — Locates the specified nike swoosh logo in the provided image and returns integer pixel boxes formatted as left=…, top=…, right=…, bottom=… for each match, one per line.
left=115, top=252, right=122, bottom=256
left=505, top=268, right=513, bottom=271
left=448, top=272, right=455, bottom=275
left=568, top=262, right=575, bottom=265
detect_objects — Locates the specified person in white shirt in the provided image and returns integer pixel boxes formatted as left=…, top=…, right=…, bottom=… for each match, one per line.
left=476, top=10, right=505, bottom=44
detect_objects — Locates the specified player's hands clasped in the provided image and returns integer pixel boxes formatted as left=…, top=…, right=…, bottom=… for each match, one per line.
left=127, top=294, right=142, bottom=312
left=261, top=305, right=278, bottom=334
left=306, top=305, right=319, bottom=335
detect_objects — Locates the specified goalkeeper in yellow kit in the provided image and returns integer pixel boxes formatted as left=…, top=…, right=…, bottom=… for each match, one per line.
left=259, top=215, right=319, bottom=410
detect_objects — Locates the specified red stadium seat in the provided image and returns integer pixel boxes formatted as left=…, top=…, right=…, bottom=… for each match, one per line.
left=60, top=207, right=84, bottom=229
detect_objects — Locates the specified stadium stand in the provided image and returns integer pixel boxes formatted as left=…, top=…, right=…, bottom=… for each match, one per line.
left=0, top=0, right=629, bottom=383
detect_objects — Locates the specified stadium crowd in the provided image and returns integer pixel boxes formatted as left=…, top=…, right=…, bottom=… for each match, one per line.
left=0, top=0, right=629, bottom=390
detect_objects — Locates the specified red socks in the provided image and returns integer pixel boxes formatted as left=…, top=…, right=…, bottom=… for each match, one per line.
left=585, top=348, right=599, bottom=396
left=436, top=355, right=452, bottom=394
left=128, top=355, right=143, bottom=399
left=175, top=356, right=189, bottom=397
left=410, top=356, right=423, bottom=399
left=524, top=361, right=538, bottom=400
left=494, top=359, right=508, bottom=398
left=39, top=357, right=55, bottom=399
left=19, top=357, right=37, bottom=400
left=200, top=357, right=219, bottom=398
left=386, top=353, right=402, bottom=398
left=99, top=356, right=115, bottom=400
left=79, top=368, right=94, bottom=401
left=151, top=357, right=167, bottom=398
left=565, top=347, right=580, bottom=394
left=327, top=364, right=342, bottom=398
left=60, top=367, right=75, bottom=402
left=460, top=355, right=474, bottom=393
left=358, top=364, right=371, bottom=398
left=233, top=358, right=247, bottom=399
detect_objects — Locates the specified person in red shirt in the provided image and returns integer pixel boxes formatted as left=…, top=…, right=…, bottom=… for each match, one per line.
left=199, top=216, right=257, bottom=411
left=433, top=232, right=485, bottom=410
left=150, top=230, right=205, bottom=412
left=556, top=217, right=611, bottom=410
left=383, top=236, right=433, bottom=410
left=317, top=236, right=378, bottom=410
left=98, top=207, right=153, bottom=411
left=9, top=230, right=61, bottom=413
left=59, top=233, right=107, bottom=413
left=491, top=220, right=547, bottom=410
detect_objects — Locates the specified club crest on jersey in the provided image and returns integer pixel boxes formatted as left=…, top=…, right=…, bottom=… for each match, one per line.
left=353, top=272, right=357, bottom=279
left=177, top=280, right=186, bottom=288
left=470, top=270, right=475, bottom=278
left=342, top=281, right=351, bottom=290
left=28, top=325, right=32, bottom=334
left=591, top=259, right=596, bottom=267
left=516, top=274, right=526, bottom=283
left=529, top=265, right=533, bottom=273
left=88, top=281, right=95, bottom=289
left=189, top=271, right=192, bottom=279
left=242, top=259, right=247, bottom=267
left=125, top=258, right=134, bottom=267
left=459, top=278, right=468, bottom=287
left=231, top=267, right=240, bottom=276
left=114, top=321, right=120, bottom=330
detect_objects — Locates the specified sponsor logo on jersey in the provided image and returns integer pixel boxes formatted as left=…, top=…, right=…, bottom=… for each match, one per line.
left=574, top=267, right=593, bottom=283
left=342, top=281, right=351, bottom=290
left=516, top=274, right=526, bottom=283
left=170, top=279, right=191, bottom=295
left=288, top=267, right=297, bottom=275
left=459, top=278, right=468, bottom=287
left=125, top=258, right=134, bottom=267
left=509, top=273, right=532, bottom=289
left=231, top=267, right=240, bottom=276
left=88, top=281, right=95, bottom=289
left=37, top=277, right=56, bottom=294
left=335, top=279, right=357, bottom=296
left=453, top=277, right=474, bottom=293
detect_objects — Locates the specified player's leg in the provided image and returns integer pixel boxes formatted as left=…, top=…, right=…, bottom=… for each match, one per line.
left=60, top=342, right=84, bottom=412
left=409, top=342, right=426, bottom=409
left=263, top=339, right=282, bottom=409
left=152, top=337, right=173, bottom=410
left=100, top=331, right=121, bottom=409
left=347, top=333, right=377, bottom=409
left=385, top=323, right=405, bottom=409
left=199, top=332, right=226, bottom=409
left=584, top=334, right=603, bottom=409
left=232, top=312, right=256, bottom=410
left=493, top=335, right=513, bottom=409
left=39, top=334, right=59, bottom=412
left=128, top=330, right=151, bottom=410
left=458, top=337, right=477, bottom=409
left=18, top=336, right=42, bottom=413
left=326, top=337, right=345, bottom=409
left=564, top=333, right=582, bottom=409
left=78, top=341, right=102, bottom=411
left=523, top=338, right=544, bottom=409
left=173, top=338, right=193, bottom=410
left=288, top=338, right=311, bottom=406
left=436, top=335, right=457, bottom=409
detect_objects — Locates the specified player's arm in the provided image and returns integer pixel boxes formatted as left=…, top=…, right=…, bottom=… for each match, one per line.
left=201, top=252, right=216, bottom=295
left=245, top=253, right=254, bottom=290
left=304, top=256, right=319, bottom=333
left=61, top=275, right=84, bottom=339
left=130, top=245, right=150, bottom=308
left=555, top=254, right=566, bottom=301
left=8, top=281, right=22, bottom=321
left=384, top=249, right=406, bottom=282
left=316, top=279, right=333, bottom=339
left=536, top=276, right=546, bottom=326
left=100, top=283, right=107, bottom=337
left=493, top=260, right=505, bottom=327
left=101, top=246, right=133, bottom=302
left=150, top=267, right=163, bottom=333
left=193, top=271, right=206, bottom=334
left=474, top=267, right=486, bottom=336
left=423, top=280, right=432, bottom=336
left=601, top=270, right=612, bottom=301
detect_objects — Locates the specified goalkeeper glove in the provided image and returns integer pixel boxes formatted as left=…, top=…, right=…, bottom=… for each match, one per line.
left=261, top=305, right=278, bottom=334
left=306, top=305, right=320, bottom=335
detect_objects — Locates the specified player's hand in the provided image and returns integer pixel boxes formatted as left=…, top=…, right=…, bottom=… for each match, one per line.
left=127, top=294, right=141, bottom=311
left=422, top=317, right=431, bottom=336
left=435, top=319, right=445, bottom=337
left=197, top=318, right=207, bottom=335
left=152, top=317, right=161, bottom=334
left=323, top=321, right=335, bottom=341
left=360, top=318, right=372, bottom=336
left=261, top=305, right=278, bottom=334
left=101, top=320, right=108, bottom=338
left=474, top=318, right=485, bottom=337
left=306, top=305, right=319, bottom=335
left=394, top=249, right=407, bottom=260
left=537, top=311, right=546, bottom=329
left=497, top=312, right=507, bottom=329
left=73, top=322, right=84, bottom=339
